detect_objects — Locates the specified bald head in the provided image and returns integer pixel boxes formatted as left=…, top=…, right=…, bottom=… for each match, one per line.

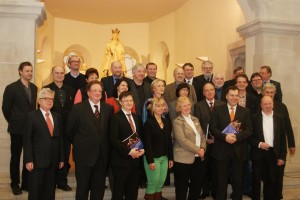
left=173, top=67, right=185, bottom=83
left=261, top=95, right=274, bottom=114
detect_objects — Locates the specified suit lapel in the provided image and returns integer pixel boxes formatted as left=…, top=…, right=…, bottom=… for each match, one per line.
left=257, top=113, right=265, bottom=142
left=16, top=80, right=32, bottom=105
left=37, top=110, right=52, bottom=137
left=52, top=112, right=59, bottom=137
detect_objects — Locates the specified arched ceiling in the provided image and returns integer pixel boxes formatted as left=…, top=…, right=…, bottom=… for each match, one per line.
left=42, top=0, right=189, bottom=24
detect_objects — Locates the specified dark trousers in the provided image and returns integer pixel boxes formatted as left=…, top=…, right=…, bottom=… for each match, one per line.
left=28, top=166, right=56, bottom=200
left=10, top=134, right=28, bottom=188
left=215, top=156, right=244, bottom=200
left=75, top=158, right=107, bottom=200
left=277, top=164, right=285, bottom=199
left=56, top=135, right=71, bottom=186
left=174, top=157, right=205, bottom=200
left=252, top=149, right=280, bottom=200
left=112, top=166, right=139, bottom=200
left=201, top=144, right=216, bottom=197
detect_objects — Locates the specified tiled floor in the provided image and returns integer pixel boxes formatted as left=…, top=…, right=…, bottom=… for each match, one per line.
left=1, top=171, right=300, bottom=199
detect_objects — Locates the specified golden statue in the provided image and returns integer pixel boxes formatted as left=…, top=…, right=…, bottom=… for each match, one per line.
left=101, top=28, right=126, bottom=77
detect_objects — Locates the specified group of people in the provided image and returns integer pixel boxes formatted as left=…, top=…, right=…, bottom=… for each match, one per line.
left=1, top=56, right=295, bottom=200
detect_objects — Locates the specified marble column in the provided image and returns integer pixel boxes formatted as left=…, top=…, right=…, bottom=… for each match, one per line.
left=0, top=0, right=45, bottom=174
left=237, top=18, right=300, bottom=171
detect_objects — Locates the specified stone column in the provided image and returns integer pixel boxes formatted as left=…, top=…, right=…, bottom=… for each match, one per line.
left=0, top=0, right=45, bottom=174
left=237, top=0, right=300, bottom=172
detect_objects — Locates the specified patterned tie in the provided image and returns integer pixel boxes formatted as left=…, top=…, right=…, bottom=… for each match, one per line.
left=94, top=105, right=100, bottom=118
left=230, top=106, right=235, bottom=121
left=45, top=112, right=53, bottom=137
left=126, top=114, right=136, bottom=133
left=209, top=102, right=214, bottom=112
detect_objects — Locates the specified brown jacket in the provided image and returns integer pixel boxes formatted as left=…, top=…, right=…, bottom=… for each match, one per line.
left=173, top=115, right=206, bottom=164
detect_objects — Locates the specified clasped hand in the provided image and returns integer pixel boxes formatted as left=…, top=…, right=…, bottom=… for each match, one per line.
left=129, top=148, right=144, bottom=158
left=225, top=133, right=237, bottom=144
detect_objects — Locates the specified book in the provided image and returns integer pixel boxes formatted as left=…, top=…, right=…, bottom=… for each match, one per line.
left=122, top=132, right=144, bottom=150
left=206, top=124, right=213, bottom=140
left=222, top=120, right=241, bottom=134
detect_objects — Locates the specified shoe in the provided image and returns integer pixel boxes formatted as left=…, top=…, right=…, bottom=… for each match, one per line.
left=11, top=186, right=22, bottom=195
left=139, top=183, right=147, bottom=188
left=243, top=191, right=252, bottom=198
left=21, top=185, right=28, bottom=192
left=57, top=184, right=72, bottom=191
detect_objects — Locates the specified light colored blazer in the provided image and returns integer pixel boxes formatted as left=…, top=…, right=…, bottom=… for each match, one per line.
left=173, top=115, right=206, bottom=164
left=164, top=82, right=197, bottom=104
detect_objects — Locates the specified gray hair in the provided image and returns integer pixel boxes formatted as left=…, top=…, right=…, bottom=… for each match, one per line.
left=38, top=88, right=55, bottom=99
left=262, top=82, right=276, bottom=93
left=132, top=63, right=145, bottom=73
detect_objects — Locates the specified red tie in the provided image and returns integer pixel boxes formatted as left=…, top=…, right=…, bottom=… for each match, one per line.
left=126, top=114, right=136, bottom=133
left=45, top=112, right=53, bottom=137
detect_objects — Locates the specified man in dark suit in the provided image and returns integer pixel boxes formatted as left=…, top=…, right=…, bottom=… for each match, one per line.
left=128, top=63, right=152, bottom=118
left=222, top=66, right=244, bottom=93
left=67, top=80, right=113, bottom=200
left=210, top=86, right=252, bottom=200
left=249, top=96, right=286, bottom=200
left=212, top=73, right=225, bottom=101
left=101, top=61, right=132, bottom=98
left=2, top=61, right=38, bottom=195
left=23, top=88, right=64, bottom=200
left=262, top=83, right=295, bottom=199
left=43, top=66, right=75, bottom=191
left=183, top=63, right=202, bottom=102
left=63, top=55, right=86, bottom=92
left=194, top=83, right=225, bottom=199
left=109, top=91, right=144, bottom=200
left=144, top=62, right=157, bottom=85
left=260, top=65, right=282, bottom=102
left=193, top=61, right=214, bottom=101
left=247, top=72, right=263, bottom=101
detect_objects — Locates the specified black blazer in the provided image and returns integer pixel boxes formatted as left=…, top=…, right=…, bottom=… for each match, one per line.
left=2, top=79, right=37, bottom=134
left=143, top=116, right=173, bottom=164
left=249, top=111, right=287, bottom=161
left=101, top=76, right=133, bottom=98
left=194, top=99, right=225, bottom=132
left=63, top=72, right=86, bottom=92
left=109, top=110, right=141, bottom=167
left=128, top=81, right=152, bottom=117
left=193, top=74, right=214, bottom=102
left=210, top=104, right=253, bottom=161
left=245, top=93, right=259, bottom=115
left=43, top=82, right=75, bottom=131
left=23, top=110, right=64, bottom=168
left=270, top=80, right=282, bottom=103
left=67, top=100, right=113, bottom=167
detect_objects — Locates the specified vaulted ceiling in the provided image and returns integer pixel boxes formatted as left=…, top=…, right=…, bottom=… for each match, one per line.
left=43, top=0, right=189, bottom=24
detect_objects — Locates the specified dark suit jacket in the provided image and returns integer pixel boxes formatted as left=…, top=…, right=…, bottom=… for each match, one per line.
left=2, top=79, right=37, bottom=134
left=43, top=82, right=75, bottom=131
left=128, top=80, right=152, bottom=117
left=245, top=93, right=259, bottom=115
left=223, top=79, right=236, bottom=91
left=270, top=80, right=282, bottom=103
left=246, top=85, right=263, bottom=101
left=193, top=74, right=214, bottom=102
left=101, top=76, right=133, bottom=98
left=210, top=104, right=252, bottom=161
left=143, top=76, right=155, bottom=85
left=249, top=111, right=287, bottom=161
left=23, top=110, right=64, bottom=168
left=194, top=99, right=225, bottom=132
left=67, top=100, right=113, bottom=167
left=109, top=110, right=141, bottom=167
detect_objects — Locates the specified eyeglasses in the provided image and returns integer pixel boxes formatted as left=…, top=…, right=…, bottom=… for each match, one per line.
left=252, top=79, right=262, bottom=82
left=69, top=60, right=81, bottom=64
left=40, top=97, right=54, bottom=102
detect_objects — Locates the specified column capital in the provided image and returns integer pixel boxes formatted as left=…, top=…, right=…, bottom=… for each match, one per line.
left=0, top=1, right=45, bottom=26
left=237, top=19, right=300, bottom=38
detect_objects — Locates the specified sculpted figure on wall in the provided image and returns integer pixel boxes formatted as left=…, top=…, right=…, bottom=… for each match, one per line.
left=101, top=28, right=126, bottom=77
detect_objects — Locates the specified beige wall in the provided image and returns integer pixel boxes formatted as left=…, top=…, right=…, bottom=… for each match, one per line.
left=149, top=0, right=245, bottom=83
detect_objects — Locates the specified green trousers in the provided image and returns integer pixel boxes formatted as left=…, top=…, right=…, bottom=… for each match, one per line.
left=143, top=156, right=168, bottom=194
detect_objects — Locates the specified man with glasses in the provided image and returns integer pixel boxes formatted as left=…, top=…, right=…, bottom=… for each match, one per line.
left=194, top=61, right=214, bottom=101
left=247, top=72, right=263, bottom=101
left=23, top=88, right=64, bottom=200
left=43, top=66, right=75, bottom=191
left=63, top=55, right=86, bottom=92
left=2, top=62, right=38, bottom=195
left=67, top=80, right=113, bottom=199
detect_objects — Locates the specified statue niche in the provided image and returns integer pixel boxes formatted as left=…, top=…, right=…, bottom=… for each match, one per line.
left=101, top=28, right=126, bottom=77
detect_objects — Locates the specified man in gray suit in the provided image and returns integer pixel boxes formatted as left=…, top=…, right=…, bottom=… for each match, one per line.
left=194, top=83, right=225, bottom=199
left=164, top=67, right=197, bottom=104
